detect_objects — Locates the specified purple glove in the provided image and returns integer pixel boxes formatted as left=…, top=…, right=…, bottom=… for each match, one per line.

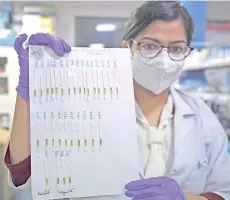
left=14, top=33, right=71, bottom=102
left=125, top=177, right=187, bottom=200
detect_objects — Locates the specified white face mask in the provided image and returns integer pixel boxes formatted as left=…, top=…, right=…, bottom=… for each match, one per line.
left=131, top=50, right=184, bottom=94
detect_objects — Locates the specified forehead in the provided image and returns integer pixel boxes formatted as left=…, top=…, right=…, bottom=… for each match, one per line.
left=137, top=20, right=187, bottom=45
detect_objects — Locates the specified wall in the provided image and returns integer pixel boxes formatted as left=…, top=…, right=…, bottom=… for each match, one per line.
left=53, top=1, right=230, bottom=46
left=13, top=1, right=230, bottom=46
left=13, top=1, right=140, bottom=45
left=207, top=1, right=230, bottom=21
left=206, top=1, right=230, bottom=45
left=55, top=1, right=139, bottom=46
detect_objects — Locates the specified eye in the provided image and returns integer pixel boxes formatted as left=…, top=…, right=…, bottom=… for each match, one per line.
left=169, top=46, right=186, bottom=54
left=140, top=43, right=160, bottom=51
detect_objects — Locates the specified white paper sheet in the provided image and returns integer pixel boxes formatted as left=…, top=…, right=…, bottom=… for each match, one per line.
left=29, top=46, right=140, bottom=200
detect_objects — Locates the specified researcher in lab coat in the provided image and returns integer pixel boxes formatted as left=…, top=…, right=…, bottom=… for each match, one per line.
left=5, top=1, right=230, bottom=200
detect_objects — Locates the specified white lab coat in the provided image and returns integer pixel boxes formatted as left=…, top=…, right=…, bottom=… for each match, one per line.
left=8, top=87, right=230, bottom=200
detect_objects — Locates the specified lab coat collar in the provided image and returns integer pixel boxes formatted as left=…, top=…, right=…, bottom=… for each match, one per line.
left=135, top=87, right=196, bottom=121
left=135, top=94, right=173, bottom=128
left=170, top=87, right=196, bottom=117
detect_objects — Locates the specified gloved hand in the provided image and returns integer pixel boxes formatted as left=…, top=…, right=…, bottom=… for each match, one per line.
left=125, top=177, right=187, bottom=200
left=14, top=33, right=71, bottom=102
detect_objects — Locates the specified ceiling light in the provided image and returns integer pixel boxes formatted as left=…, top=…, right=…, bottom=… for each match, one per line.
left=96, top=24, right=116, bottom=32
left=89, top=43, right=104, bottom=48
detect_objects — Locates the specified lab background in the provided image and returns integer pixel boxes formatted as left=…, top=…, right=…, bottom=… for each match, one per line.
left=0, top=1, right=230, bottom=200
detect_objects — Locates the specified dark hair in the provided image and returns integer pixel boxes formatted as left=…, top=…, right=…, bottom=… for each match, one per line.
left=123, top=1, right=194, bottom=45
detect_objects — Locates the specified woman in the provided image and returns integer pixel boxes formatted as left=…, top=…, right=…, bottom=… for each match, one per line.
left=5, top=1, right=230, bottom=200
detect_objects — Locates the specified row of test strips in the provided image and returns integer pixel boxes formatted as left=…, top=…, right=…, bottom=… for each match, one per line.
left=42, top=172, right=73, bottom=195
left=42, top=154, right=73, bottom=194
left=37, top=137, right=103, bottom=153
left=34, top=58, right=117, bottom=69
left=56, top=170, right=73, bottom=194
left=36, top=111, right=103, bottom=152
left=32, top=59, right=120, bottom=103
left=35, top=111, right=102, bottom=132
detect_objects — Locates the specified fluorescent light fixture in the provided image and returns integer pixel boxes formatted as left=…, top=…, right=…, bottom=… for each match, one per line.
left=89, top=43, right=105, bottom=48
left=96, top=24, right=116, bottom=32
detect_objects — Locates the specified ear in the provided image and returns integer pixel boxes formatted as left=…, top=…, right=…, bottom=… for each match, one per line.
left=122, top=40, right=128, bottom=48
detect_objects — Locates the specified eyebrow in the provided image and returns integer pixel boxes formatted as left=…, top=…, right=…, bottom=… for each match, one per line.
left=139, top=37, right=187, bottom=45
left=170, top=40, right=187, bottom=45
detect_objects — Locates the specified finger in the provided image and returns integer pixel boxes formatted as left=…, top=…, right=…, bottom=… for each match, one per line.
left=48, top=39, right=65, bottom=56
left=49, top=38, right=71, bottom=56
left=125, top=185, right=172, bottom=199
left=14, top=34, right=28, bottom=54
left=59, top=38, right=71, bottom=53
left=28, top=33, right=70, bottom=56
left=126, top=187, right=153, bottom=198
left=28, top=33, right=63, bottom=56
left=28, top=33, right=51, bottom=46
left=133, top=194, right=173, bottom=200
left=44, top=34, right=66, bottom=56
left=125, top=177, right=166, bottom=190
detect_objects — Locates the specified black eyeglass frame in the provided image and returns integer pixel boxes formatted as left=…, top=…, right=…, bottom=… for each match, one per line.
left=131, top=39, right=194, bottom=61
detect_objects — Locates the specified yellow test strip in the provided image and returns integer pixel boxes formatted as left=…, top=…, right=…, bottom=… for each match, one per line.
left=45, top=138, right=48, bottom=147
left=78, top=139, right=80, bottom=148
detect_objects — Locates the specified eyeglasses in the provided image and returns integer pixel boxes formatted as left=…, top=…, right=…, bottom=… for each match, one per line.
left=131, top=39, right=194, bottom=61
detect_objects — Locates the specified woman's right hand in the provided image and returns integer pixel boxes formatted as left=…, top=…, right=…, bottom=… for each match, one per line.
left=14, top=33, right=71, bottom=102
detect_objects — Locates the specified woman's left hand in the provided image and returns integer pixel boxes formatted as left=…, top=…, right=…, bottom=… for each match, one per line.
left=125, top=176, right=187, bottom=200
